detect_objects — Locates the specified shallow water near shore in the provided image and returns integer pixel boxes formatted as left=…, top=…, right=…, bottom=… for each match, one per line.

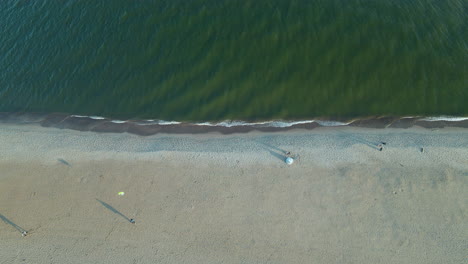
left=1, top=0, right=467, bottom=121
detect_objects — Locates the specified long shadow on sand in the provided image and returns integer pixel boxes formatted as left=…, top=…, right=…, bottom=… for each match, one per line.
left=0, top=213, right=28, bottom=235
left=57, top=158, right=72, bottom=167
left=255, top=140, right=289, bottom=162
left=334, top=130, right=384, bottom=150
left=96, top=199, right=133, bottom=223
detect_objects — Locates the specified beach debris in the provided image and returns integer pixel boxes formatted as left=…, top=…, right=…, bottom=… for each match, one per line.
left=130, top=218, right=135, bottom=224
left=118, top=192, right=125, bottom=196
left=285, top=157, right=294, bottom=165
left=420, top=147, right=424, bottom=153
left=21, top=231, right=27, bottom=237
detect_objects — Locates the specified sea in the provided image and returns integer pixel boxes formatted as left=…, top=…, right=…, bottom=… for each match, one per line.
left=1, top=0, right=467, bottom=129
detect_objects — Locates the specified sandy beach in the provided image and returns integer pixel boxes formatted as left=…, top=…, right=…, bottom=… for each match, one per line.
left=0, top=124, right=467, bottom=263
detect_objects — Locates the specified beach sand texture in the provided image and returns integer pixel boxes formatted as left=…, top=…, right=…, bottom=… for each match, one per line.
left=0, top=124, right=467, bottom=263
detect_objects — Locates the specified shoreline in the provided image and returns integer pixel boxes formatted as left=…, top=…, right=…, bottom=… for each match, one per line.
left=1, top=112, right=468, bottom=136
left=0, top=124, right=467, bottom=263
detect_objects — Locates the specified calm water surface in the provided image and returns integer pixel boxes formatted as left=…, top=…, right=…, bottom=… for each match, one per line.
left=1, top=0, right=466, bottom=121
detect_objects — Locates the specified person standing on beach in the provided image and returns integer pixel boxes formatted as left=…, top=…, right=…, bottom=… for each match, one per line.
left=377, top=142, right=386, bottom=151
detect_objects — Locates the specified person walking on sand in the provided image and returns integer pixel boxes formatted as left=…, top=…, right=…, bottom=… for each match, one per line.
left=377, top=142, right=386, bottom=151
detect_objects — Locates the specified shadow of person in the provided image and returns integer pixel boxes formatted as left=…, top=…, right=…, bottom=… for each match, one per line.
left=0, top=213, right=28, bottom=236
left=57, top=158, right=72, bottom=167
left=334, top=130, right=384, bottom=150
left=254, top=140, right=289, bottom=161
left=266, top=148, right=287, bottom=161
left=96, top=199, right=134, bottom=223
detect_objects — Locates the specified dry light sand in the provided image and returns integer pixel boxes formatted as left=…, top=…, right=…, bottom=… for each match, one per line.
left=0, top=124, right=467, bottom=263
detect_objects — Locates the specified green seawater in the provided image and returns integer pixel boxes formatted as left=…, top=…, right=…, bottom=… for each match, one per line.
left=0, top=0, right=466, bottom=121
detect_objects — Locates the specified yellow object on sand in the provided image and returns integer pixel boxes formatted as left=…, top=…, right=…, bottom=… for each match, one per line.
left=118, top=192, right=125, bottom=196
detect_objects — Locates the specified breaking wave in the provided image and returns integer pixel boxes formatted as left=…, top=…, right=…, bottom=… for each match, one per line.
left=0, top=112, right=467, bottom=135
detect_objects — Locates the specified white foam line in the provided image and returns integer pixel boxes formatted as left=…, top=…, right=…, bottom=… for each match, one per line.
left=265, top=120, right=317, bottom=127
left=315, top=120, right=350, bottom=126
left=158, top=121, right=181, bottom=125
left=90, top=116, right=105, bottom=120
left=419, top=116, right=468, bottom=122
left=64, top=115, right=468, bottom=128
left=71, top=115, right=106, bottom=120
left=196, top=120, right=320, bottom=128
left=134, top=120, right=181, bottom=126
